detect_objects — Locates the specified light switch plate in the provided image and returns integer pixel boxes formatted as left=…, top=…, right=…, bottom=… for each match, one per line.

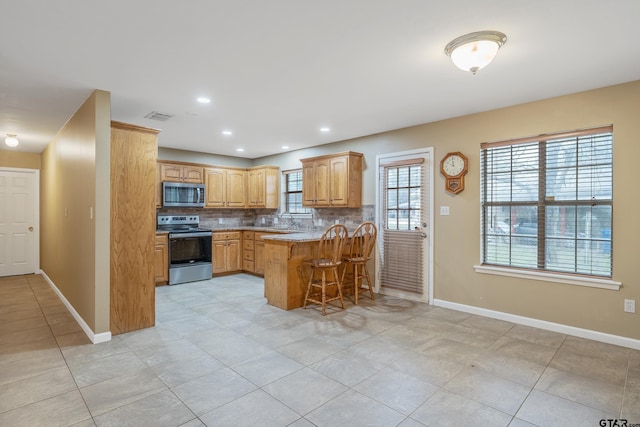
left=440, top=206, right=450, bottom=216
left=624, top=299, right=636, bottom=313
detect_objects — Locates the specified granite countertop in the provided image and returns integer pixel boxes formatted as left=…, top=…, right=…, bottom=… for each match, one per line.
left=260, top=231, right=325, bottom=242
left=204, top=226, right=305, bottom=233
left=156, top=225, right=351, bottom=239
left=155, top=226, right=300, bottom=234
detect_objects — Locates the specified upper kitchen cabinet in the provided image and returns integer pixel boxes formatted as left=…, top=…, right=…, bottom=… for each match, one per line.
left=160, top=162, right=204, bottom=183
left=301, top=151, right=363, bottom=208
left=247, top=166, right=279, bottom=209
left=205, top=167, right=246, bottom=208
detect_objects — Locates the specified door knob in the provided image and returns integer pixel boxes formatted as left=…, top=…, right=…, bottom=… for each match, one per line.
left=29, top=226, right=34, bottom=232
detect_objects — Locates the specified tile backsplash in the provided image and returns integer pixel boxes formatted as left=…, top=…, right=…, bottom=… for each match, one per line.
left=158, top=205, right=375, bottom=230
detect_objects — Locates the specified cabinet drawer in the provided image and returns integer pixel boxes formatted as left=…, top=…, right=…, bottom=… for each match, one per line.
left=243, top=260, right=255, bottom=272
left=242, top=231, right=254, bottom=240
left=243, top=240, right=254, bottom=251
left=212, top=231, right=241, bottom=240
left=243, top=250, right=254, bottom=261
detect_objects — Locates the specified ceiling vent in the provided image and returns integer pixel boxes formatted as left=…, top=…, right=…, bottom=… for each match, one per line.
left=144, top=111, right=174, bottom=121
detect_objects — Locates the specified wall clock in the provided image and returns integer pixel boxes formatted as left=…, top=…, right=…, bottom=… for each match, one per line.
left=440, top=151, right=468, bottom=194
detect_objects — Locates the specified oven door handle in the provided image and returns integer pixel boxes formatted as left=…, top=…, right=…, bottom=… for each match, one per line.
left=169, top=232, right=212, bottom=238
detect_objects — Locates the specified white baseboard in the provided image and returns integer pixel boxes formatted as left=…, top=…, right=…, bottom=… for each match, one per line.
left=40, top=270, right=111, bottom=344
left=433, top=298, right=640, bottom=351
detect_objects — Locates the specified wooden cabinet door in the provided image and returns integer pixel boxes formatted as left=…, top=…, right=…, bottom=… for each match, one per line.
left=247, top=168, right=265, bottom=207
left=254, top=240, right=265, bottom=275
left=264, top=167, right=279, bottom=209
left=154, top=234, right=168, bottom=283
left=314, top=159, right=330, bottom=206
left=227, top=239, right=241, bottom=272
left=182, top=166, right=204, bottom=183
left=329, top=155, right=348, bottom=206
left=205, top=168, right=226, bottom=208
left=160, top=163, right=184, bottom=182
left=302, top=162, right=316, bottom=206
left=212, top=240, right=227, bottom=274
left=226, top=169, right=247, bottom=208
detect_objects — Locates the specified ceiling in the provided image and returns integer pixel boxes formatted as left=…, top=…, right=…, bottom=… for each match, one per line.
left=2, top=1, right=640, bottom=159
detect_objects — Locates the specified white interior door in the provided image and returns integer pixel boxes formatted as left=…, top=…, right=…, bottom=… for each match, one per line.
left=0, top=169, right=39, bottom=277
left=376, top=148, right=433, bottom=303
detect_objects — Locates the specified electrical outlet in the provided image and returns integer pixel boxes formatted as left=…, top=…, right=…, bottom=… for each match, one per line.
left=218, top=218, right=224, bottom=224
left=624, top=299, right=636, bottom=313
left=261, top=217, right=265, bottom=224
left=440, top=206, right=450, bottom=216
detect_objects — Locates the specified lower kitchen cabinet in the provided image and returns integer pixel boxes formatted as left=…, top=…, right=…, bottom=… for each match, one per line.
left=212, top=231, right=241, bottom=274
left=254, top=239, right=265, bottom=275
left=154, top=233, right=169, bottom=285
left=254, top=232, right=282, bottom=276
left=242, top=231, right=255, bottom=272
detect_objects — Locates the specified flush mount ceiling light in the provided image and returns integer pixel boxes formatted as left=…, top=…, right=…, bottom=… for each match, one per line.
left=222, top=130, right=233, bottom=136
left=5, top=134, right=19, bottom=147
left=444, top=30, right=507, bottom=75
left=196, top=97, right=211, bottom=104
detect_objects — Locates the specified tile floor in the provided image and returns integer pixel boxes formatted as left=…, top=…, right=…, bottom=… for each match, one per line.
left=0, top=273, right=639, bottom=427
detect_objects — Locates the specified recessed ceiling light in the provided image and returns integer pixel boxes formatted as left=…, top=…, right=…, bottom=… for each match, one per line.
left=320, top=127, right=330, bottom=133
left=281, top=145, right=290, bottom=150
left=222, top=130, right=233, bottom=136
left=5, top=134, right=19, bottom=147
left=236, top=148, right=245, bottom=152
left=197, top=97, right=211, bottom=104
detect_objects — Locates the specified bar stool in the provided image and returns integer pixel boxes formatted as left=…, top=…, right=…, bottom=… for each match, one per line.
left=341, top=221, right=377, bottom=304
left=303, top=224, right=349, bottom=315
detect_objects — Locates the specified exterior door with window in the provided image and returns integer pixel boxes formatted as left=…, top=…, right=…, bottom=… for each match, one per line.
left=376, top=149, right=433, bottom=302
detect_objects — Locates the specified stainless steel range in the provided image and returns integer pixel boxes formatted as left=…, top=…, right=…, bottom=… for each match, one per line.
left=157, top=215, right=212, bottom=285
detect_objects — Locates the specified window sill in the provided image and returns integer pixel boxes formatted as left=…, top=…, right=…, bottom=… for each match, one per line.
left=473, top=265, right=621, bottom=291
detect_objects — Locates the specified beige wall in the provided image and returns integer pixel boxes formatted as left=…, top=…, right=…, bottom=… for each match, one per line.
left=0, top=149, right=41, bottom=169
left=254, top=81, right=640, bottom=340
left=41, top=90, right=111, bottom=334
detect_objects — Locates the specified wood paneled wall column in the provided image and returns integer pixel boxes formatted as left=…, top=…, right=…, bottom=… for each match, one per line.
left=110, top=121, right=159, bottom=335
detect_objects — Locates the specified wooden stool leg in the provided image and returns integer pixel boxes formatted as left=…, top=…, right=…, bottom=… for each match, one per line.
left=353, top=264, right=360, bottom=305
left=304, top=268, right=314, bottom=309
left=321, top=270, right=327, bottom=316
left=335, top=266, right=345, bottom=309
left=363, top=264, right=375, bottom=300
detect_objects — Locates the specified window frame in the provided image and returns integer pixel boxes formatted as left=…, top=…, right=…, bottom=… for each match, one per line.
left=475, top=126, right=621, bottom=290
left=282, top=169, right=311, bottom=216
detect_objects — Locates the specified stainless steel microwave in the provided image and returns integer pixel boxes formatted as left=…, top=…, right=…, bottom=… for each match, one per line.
left=162, top=182, right=206, bottom=208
